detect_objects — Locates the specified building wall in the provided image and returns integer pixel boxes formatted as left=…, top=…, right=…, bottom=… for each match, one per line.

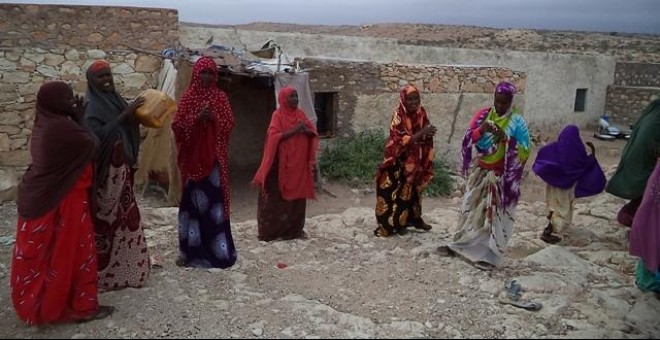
left=613, top=62, right=660, bottom=87
left=604, top=62, right=660, bottom=124
left=0, top=4, right=179, bottom=201
left=605, top=85, right=660, bottom=125
left=301, top=58, right=526, bottom=163
left=180, top=26, right=617, bottom=132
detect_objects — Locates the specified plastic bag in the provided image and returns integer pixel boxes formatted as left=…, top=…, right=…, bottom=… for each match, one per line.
left=135, top=89, right=177, bottom=128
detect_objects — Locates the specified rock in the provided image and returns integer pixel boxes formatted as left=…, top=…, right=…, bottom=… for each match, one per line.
left=526, top=245, right=592, bottom=271
left=64, top=49, right=80, bottom=61
left=2, top=71, right=31, bottom=83
left=512, top=272, right=586, bottom=296
left=87, top=49, right=107, bottom=59
left=70, top=333, right=86, bottom=339
left=135, top=55, right=161, bottom=72
left=625, top=292, right=660, bottom=336
left=121, top=73, right=147, bottom=89
left=410, top=246, right=429, bottom=259
left=251, top=328, right=263, bottom=337
left=36, top=65, right=59, bottom=78
left=341, top=207, right=371, bottom=227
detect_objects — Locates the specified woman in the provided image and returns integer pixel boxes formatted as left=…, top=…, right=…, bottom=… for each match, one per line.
left=84, top=60, right=150, bottom=290
left=629, top=157, right=660, bottom=293
left=606, top=99, right=660, bottom=227
left=11, top=81, right=113, bottom=324
left=438, top=81, right=530, bottom=270
left=172, top=56, right=237, bottom=268
left=373, top=84, right=436, bottom=237
left=532, top=125, right=606, bottom=243
left=253, top=86, right=319, bottom=241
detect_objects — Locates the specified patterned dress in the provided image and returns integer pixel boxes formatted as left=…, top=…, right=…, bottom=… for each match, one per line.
left=447, top=106, right=530, bottom=266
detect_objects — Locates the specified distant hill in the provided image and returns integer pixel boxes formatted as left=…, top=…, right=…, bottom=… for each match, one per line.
left=181, top=22, right=660, bottom=63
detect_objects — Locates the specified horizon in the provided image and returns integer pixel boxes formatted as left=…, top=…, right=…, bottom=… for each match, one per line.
left=3, top=0, right=660, bottom=35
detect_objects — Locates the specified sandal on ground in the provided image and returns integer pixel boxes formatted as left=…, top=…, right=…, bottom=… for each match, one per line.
left=498, top=295, right=543, bottom=311
left=76, top=305, right=115, bottom=323
left=540, top=233, right=562, bottom=244
left=540, top=223, right=562, bottom=244
left=175, top=256, right=187, bottom=267
left=436, top=245, right=455, bottom=257
left=474, top=261, right=495, bottom=271
left=412, top=221, right=433, bottom=231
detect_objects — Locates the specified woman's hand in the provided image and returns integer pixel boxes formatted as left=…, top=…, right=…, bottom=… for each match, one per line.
left=412, top=125, right=436, bottom=144
left=482, top=121, right=506, bottom=140
left=71, top=94, right=87, bottom=123
left=585, top=141, right=596, bottom=155
left=198, top=103, right=213, bottom=121
left=120, top=96, right=145, bottom=123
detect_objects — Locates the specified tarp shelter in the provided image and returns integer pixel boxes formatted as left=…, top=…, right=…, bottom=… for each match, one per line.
left=136, top=43, right=318, bottom=205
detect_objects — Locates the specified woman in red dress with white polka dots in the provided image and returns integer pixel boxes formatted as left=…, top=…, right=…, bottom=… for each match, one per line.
left=172, top=56, right=237, bottom=268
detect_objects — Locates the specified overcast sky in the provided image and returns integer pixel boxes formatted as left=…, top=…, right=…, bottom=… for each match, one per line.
left=5, top=0, right=660, bottom=34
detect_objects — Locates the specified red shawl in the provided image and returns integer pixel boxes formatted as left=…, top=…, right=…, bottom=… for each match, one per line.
left=172, top=57, right=235, bottom=217
left=252, top=86, right=319, bottom=200
left=377, top=84, right=434, bottom=187
left=18, top=81, right=98, bottom=219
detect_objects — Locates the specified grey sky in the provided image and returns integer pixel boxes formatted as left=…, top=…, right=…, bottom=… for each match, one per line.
left=5, top=0, right=660, bottom=34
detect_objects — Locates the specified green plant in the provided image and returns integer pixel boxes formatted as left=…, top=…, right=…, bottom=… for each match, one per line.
left=319, top=130, right=453, bottom=197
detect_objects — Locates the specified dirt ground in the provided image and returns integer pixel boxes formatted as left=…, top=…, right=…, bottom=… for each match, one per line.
left=1, top=132, right=659, bottom=339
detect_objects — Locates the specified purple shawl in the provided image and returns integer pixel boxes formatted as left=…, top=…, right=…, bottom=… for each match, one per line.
left=630, top=159, right=660, bottom=271
left=532, top=125, right=606, bottom=198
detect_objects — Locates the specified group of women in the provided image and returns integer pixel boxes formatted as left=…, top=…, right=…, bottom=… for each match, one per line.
left=9, top=56, right=659, bottom=326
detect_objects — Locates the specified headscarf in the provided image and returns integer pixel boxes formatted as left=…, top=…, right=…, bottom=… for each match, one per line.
left=252, top=86, right=319, bottom=200
left=172, top=56, right=235, bottom=216
left=532, top=125, right=606, bottom=198
left=17, top=81, right=98, bottom=218
left=629, top=158, right=660, bottom=272
left=606, top=99, right=660, bottom=200
left=495, top=81, right=516, bottom=100
left=84, top=61, right=139, bottom=185
left=377, top=84, right=434, bottom=188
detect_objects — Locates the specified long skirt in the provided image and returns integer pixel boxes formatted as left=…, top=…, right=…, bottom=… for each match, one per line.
left=94, top=160, right=150, bottom=291
left=448, top=167, right=516, bottom=266
left=617, top=198, right=642, bottom=227
left=374, top=164, right=424, bottom=237
left=546, top=184, right=575, bottom=235
left=11, top=164, right=99, bottom=325
left=178, top=162, right=237, bottom=268
left=258, top=160, right=307, bottom=241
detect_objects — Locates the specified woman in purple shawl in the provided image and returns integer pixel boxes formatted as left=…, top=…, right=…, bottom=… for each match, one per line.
left=532, top=125, right=606, bottom=243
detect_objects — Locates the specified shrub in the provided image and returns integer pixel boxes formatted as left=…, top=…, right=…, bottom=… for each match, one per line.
left=319, top=130, right=453, bottom=197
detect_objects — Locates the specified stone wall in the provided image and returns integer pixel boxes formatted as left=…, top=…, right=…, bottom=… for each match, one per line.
left=605, top=85, right=660, bottom=125
left=301, top=58, right=526, bottom=163
left=605, top=62, right=660, bottom=124
left=613, top=62, right=660, bottom=87
left=0, top=4, right=178, bottom=51
left=0, top=4, right=179, bottom=201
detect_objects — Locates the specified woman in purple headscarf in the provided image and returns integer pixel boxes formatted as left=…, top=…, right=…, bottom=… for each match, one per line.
left=438, top=81, right=530, bottom=271
left=532, top=125, right=606, bottom=243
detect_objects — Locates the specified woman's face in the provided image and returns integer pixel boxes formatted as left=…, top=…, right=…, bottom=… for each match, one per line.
left=405, top=91, right=420, bottom=113
left=200, top=69, right=215, bottom=88
left=286, top=90, right=299, bottom=108
left=93, top=68, right=115, bottom=93
left=494, top=93, right=513, bottom=115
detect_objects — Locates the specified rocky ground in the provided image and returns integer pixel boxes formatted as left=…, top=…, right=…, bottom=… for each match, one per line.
left=0, top=137, right=659, bottom=339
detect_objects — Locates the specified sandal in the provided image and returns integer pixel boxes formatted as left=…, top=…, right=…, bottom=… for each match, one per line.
left=436, top=246, right=455, bottom=257
left=76, top=305, right=115, bottom=323
left=412, top=221, right=433, bottom=231
left=540, top=223, right=562, bottom=244
left=175, top=256, right=187, bottom=267
left=474, top=261, right=495, bottom=271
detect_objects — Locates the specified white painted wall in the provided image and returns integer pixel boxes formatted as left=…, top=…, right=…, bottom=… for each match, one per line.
left=180, top=26, right=617, bottom=130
